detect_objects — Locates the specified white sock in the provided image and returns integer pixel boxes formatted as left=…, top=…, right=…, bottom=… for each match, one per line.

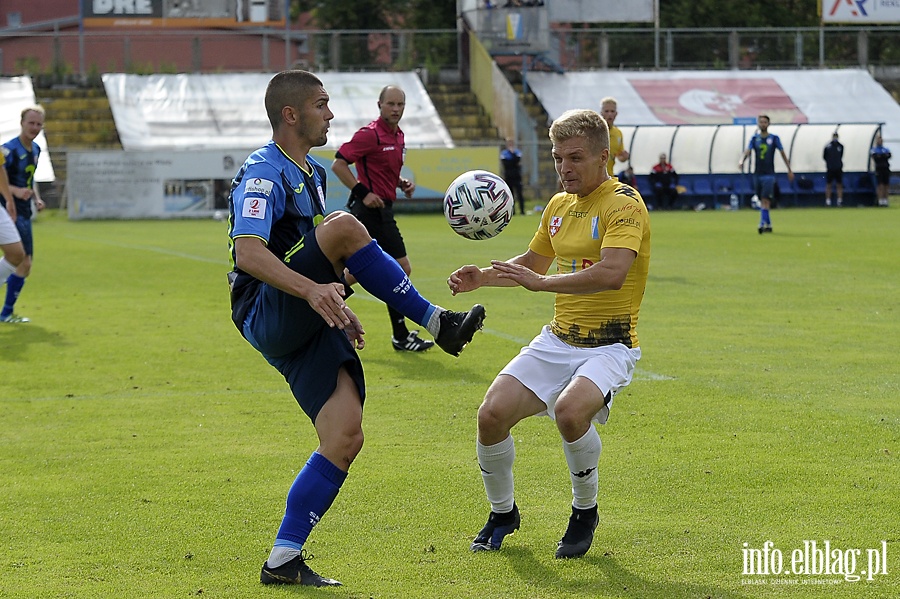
left=476, top=435, right=516, bottom=513
left=266, top=546, right=301, bottom=568
left=425, top=307, right=444, bottom=338
left=0, top=257, right=15, bottom=282
left=562, top=426, right=602, bottom=510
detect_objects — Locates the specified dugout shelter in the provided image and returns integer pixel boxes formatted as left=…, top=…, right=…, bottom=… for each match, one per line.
left=619, top=122, right=883, bottom=208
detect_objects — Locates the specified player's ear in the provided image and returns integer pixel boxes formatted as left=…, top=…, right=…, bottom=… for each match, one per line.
left=281, top=105, right=298, bottom=126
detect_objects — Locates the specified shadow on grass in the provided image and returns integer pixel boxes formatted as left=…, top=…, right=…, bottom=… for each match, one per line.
left=0, top=324, right=69, bottom=361
left=503, top=546, right=751, bottom=599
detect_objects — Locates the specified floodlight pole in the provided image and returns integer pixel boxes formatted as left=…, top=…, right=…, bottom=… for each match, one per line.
left=654, top=0, right=660, bottom=69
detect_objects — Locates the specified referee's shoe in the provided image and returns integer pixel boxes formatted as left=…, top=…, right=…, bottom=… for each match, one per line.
left=392, top=330, right=434, bottom=352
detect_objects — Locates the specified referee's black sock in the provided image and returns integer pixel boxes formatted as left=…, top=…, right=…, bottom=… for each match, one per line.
left=388, top=306, right=409, bottom=340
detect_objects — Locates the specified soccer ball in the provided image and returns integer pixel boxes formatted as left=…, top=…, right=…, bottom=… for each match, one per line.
left=443, top=170, right=514, bottom=240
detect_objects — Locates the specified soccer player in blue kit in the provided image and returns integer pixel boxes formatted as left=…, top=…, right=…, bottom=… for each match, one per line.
left=227, top=70, right=485, bottom=587
left=1, top=105, right=45, bottom=323
left=739, top=114, right=793, bottom=234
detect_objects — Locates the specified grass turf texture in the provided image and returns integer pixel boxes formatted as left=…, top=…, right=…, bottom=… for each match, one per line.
left=1, top=205, right=898, bottom=598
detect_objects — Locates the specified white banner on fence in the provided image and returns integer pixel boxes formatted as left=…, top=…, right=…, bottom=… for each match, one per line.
left=821, top=0, right=900, bottom=24
left=526, top=69, right=900, bottom=145
left=0, top=76, right=56, bottom=183
left=102, top=72, right=454, bottom=152
left=66, top=149, right=246, bottom=220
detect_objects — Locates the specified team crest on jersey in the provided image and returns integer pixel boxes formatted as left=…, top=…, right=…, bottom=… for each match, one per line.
left=549, top=216, right=563, bottom=236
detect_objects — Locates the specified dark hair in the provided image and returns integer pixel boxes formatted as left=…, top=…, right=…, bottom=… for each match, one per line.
left=264, top=70, right=323, bottom=130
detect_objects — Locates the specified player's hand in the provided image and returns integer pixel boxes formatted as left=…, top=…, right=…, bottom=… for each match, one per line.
left=5, top=201, right=16, bottom=221
left=399, top=178, right=415, bottom=199
left=448, top=265, right=483, bottom=295
left=307, top=282, right=352, bottom=329
left=35, top=198, right=45, bottom=212
left=15, top=188, right=33, bottom=201
left=362, top=193, right=385, bottom=209
left=342, top=306, right=366, bottom=350
left=491, top=260, right=546, bottom=292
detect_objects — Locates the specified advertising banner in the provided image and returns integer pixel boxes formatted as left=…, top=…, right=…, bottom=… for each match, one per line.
left=67, top=147, right=499, bottom=220
left=81, top=0, right=286, bottom=29
left=821, top=0, right=900, bottom=23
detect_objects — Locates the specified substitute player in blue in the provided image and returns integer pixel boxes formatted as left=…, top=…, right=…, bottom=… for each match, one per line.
left=227, top=70, right=485, bottom=587
left=739, top=114, right=793, bottom=234
left=1, top=105, right=45, bottom=323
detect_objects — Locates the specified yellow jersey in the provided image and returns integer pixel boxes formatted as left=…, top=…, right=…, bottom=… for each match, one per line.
left=606, top=124, right=625, bottom=177
left=529, top=178, right=650, bottom=349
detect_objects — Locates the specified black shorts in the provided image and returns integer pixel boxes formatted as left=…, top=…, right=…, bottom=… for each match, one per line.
left=826, top=169, right=842, bottom=184
left=241, top=230, right=365, bottom=423
left=349, top=202, right=406, bottom=259
left=875, top=168, right=891, bottom=185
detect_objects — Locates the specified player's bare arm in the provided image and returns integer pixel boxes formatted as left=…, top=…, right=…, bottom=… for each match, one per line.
left=449, top=250, right=553, bottom=295
left=494, top=246, right=636, bottom=294
left=234, top=236, right=351, bottom=329
left=781, top=150, right=795, bottom=181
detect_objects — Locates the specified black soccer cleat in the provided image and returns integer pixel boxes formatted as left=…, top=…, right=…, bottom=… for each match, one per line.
left=555, top=505, right=599, bottom=559
left=435, top=304, right=486, bottom=357
left=392, top=330, right=435, bottom=352
left=260, top=552, right=342, bottom=587
left=471, top=503, right=521, bottom=552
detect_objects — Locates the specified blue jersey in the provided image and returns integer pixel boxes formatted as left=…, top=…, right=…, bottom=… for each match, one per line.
left=2, top=136, right=41, bottom=219
left=747, top=132, right=784, bottom=176
left=227, top=141, right=328, bottom=322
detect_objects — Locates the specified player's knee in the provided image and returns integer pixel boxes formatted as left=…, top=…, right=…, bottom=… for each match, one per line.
left=318, top=212, right=371, bottom=258
left=554, top=397, right=588, bottom=439
left=2, top=244, right=25, bottom=266
left=476, top=400, right=507, bottom=438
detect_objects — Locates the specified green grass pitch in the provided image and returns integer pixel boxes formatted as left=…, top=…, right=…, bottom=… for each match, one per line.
left=1, top=204, right=898, bottom=598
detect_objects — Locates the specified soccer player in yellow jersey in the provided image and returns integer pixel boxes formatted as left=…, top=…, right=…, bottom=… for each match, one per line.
left=601, top=96, right=629, bottom=177
left=448, top=108, right=650, bottom=559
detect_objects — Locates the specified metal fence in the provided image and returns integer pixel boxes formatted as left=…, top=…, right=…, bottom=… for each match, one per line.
left=2, top=25, right=900, bottom=84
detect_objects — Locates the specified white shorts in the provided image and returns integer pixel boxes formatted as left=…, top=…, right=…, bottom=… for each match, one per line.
left=500, top=325, right=641, bottom=424
left=0, top=207, right=21, bottom=245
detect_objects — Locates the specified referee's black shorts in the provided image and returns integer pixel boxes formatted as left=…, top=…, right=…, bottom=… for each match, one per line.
left=349, top=202, right=407, bottom=259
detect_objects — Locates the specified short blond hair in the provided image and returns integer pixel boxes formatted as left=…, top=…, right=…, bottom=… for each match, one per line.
left=21, top=105, right=45, bottom=121
left=600, top=96, right=617, bottom=109
left=549, top=109, right=609, bottom=156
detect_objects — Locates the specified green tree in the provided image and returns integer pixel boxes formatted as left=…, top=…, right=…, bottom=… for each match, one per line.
left=660, top=0, right=819, bottom=29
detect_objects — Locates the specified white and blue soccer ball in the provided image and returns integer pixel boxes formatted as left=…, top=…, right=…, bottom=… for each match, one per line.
left=443, top=169, right=514, bottom=240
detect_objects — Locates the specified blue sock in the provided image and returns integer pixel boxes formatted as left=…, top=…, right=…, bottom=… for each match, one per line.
left=1, top=274, right=25, bottom=318
left=760, top=208, right=770, bottom=227
left=273, top=452, right=347, bottom=550
left=345, top=240, right=437, bottom=327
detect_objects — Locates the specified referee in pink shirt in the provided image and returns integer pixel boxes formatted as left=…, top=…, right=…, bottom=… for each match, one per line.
left=332, top=85, right=433, bottom=352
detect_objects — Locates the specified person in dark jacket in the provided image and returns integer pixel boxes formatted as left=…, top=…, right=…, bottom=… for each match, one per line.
left=649, top=153, right=678, bottom=210
left=823, top=132, right=844, bottom=207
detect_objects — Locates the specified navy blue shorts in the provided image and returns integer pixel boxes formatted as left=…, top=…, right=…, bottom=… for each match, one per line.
left=754, top=175, right=776, bottom=200
left=15, top=215, right=33, bottom=256
left=242, top=230, right=365, bottom=423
